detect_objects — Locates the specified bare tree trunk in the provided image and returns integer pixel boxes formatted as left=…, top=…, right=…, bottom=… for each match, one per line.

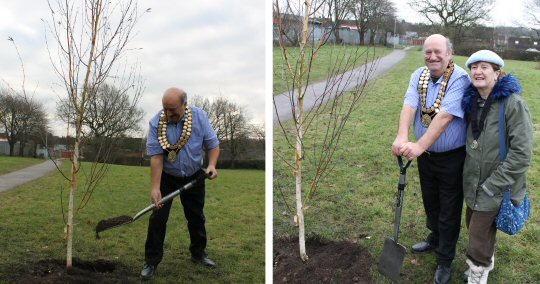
left=9, top=144, right=15, bottom=156
left=67, top=110, right=84, bottom=268
left=294, top=0, right=310, bottom=262
left=295, top=97, right=307, bottom=261
left=67, top=150, right=76, bottom=268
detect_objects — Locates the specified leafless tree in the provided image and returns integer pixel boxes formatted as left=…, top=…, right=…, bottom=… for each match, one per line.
left=191, top=95, right=251, bottom=168
left=221, top=103, right=249, bottom=168
left=525, top=0, right=540, bottom=36
left=56, top=83, right=144, bottom=138
left=408, top=0, right=494, bottom=46
left=274, top=0, right=377, bottom=261
left=0, top=89, right=24, bottom=156
left=0, top=89, right=48, bottom=157
left=18, top=98, right=49, bottom=156
left=44, top=0, right=146, bottom=268
left=349, top=0, right=396, bottom=45
left=328, top=0, right=353, bottom=43
left=188, top=95, right=212, bottom=114
left=251, top=123, right=265, bottom=150
left=274, top=5, right=304, bottom=46
left=1, top=38, right=49, bottom=157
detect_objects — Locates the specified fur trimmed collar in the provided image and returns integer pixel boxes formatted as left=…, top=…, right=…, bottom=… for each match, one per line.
left=462, top=74, right=522, bottom=113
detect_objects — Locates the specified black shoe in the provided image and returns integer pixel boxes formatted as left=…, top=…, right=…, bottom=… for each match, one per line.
left=140, top=263, right=157, bottom=280
left=411, top=241, right=436, bottom=253
left=434, top=265, right=451, bottom=284
left=191, top=255, right=216, bottom=268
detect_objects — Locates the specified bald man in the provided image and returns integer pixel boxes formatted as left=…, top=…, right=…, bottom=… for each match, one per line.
left=391, top=34, right=470, bottom=284
left=141, top=87, right=220, bottom=280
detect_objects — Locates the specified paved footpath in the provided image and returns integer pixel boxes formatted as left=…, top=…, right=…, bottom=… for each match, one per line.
left=273, top=49, right=407, bottom=124
left=0, top=159, right=61, bottom=193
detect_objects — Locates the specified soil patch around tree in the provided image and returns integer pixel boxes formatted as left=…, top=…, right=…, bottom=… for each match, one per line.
left=8, top=258, right=134, bottom=283
left=274, top=236, right=373, bottom=283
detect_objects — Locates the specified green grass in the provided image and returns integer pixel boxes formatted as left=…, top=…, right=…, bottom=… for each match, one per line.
left=0, top=161, right=264, bottom=283
left=273, top=49, right=540, bottom=283
left=0, top=156, right=46, bottom=175
left=273, top=45, right=393, bottom=95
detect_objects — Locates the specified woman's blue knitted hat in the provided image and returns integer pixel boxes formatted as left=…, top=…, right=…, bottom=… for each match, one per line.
left=466, top=50, right=504, bottom=69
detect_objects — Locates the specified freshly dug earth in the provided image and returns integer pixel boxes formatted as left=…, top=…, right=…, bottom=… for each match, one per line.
left=274, top=236, right=373, bottom=283
left=8, top=258, right=135, bottom=283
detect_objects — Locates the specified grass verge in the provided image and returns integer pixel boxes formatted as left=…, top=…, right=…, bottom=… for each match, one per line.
left=0, top=162, right=264, bottom=283
left=273, top=45, right=393, bottom=95
left=0, top=156, right=46, bottom=175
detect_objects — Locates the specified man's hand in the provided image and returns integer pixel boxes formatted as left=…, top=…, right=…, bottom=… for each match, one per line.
left=151, top=189, right=163, bottom=209
left=400, top=142, right=426, bottom=160
left=392, top=136, right=408, bottom=156
left=206, top=165, right=218, bottom=180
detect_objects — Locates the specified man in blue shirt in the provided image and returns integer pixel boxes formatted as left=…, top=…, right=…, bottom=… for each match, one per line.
left=391, top=34, right=470, bottom=284
left=141, top=87, right=220, bottom=280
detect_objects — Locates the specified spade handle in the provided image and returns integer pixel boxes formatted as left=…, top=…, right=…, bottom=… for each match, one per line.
left=132, top=173, right=209, bottom=221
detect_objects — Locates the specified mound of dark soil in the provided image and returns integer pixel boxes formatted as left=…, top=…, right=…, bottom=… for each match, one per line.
left=274, top=236, right=373, bottom=283
left=10, top=258, right=132, bottom=283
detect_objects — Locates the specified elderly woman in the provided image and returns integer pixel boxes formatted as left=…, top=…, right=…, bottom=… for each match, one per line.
left=461, top=50, right=533, bottom=283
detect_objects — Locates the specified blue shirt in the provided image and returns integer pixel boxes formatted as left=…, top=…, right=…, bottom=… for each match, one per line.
left=146, top=106, right=219, bottom=177
left=403, top=64, right=470, bottom=152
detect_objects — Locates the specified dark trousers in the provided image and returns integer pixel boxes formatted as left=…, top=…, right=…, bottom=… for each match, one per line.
left=465, top=207, right=497, bottom=267
left=417, top=147, right=465, bottom=267
left=145, top=171, right=207, bottom=266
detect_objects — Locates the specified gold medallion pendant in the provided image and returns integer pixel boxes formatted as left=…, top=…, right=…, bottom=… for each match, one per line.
left=421, top=114, right=432, bottom=128
left=168, top=150, right=177, bottom=162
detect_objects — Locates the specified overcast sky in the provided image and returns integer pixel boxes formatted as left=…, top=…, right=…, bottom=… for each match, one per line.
left=0, top=0, right=265, bottom=136
left=392, top=0, right=527, bottom=27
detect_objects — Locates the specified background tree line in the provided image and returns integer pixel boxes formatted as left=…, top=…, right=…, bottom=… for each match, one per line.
left=0, top=84, right=264, bottom=169
left=275, top=0, right=511, bottom=52
left=0, top=87, right=48, bottom=157
left=190, top=95, right=265, bottom=169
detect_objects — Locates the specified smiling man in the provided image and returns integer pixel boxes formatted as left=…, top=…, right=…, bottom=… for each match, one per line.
left=391, top=34, right=470, bottom=284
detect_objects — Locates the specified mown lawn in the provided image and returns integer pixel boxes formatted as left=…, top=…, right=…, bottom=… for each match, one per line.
left=0, top=161, right=265, bottom=283
left=273, top=45, right=392, bottom=95
left=273, top=48, right=540, bottom=283
left=0, top=156, right=46, bottom=175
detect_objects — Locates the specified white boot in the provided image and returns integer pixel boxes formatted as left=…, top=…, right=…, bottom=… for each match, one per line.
left=487, top=255, right=494, bottom=271
left=463, top=255, right=494, bottom=283
left=467, top=258, right=490, bottom=284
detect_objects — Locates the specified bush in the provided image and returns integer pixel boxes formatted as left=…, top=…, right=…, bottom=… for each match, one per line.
left=456, top=48, right=540, bottom=62
left=217, top=160, right=265, bottom=169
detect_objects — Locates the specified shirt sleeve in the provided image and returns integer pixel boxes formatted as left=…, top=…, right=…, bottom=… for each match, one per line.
left=439, top=73, right=470, bottom=119
left=201, top=111, right=220, bottom=150
left=146, top=118, right=164, bottom=156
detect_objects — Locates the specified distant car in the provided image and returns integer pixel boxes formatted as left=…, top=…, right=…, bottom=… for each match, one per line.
left=525, top=48, right=540, bottom=52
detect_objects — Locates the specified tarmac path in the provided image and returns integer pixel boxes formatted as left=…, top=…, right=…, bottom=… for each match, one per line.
left=0, top=159, right=61, bottom=193
left=273, top=49, right=407, bottom=124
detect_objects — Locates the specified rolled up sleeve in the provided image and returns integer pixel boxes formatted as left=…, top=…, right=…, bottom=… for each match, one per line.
left=201, top=112, right=219, bottom=150
left=146, top=117, right=164, bottom=156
